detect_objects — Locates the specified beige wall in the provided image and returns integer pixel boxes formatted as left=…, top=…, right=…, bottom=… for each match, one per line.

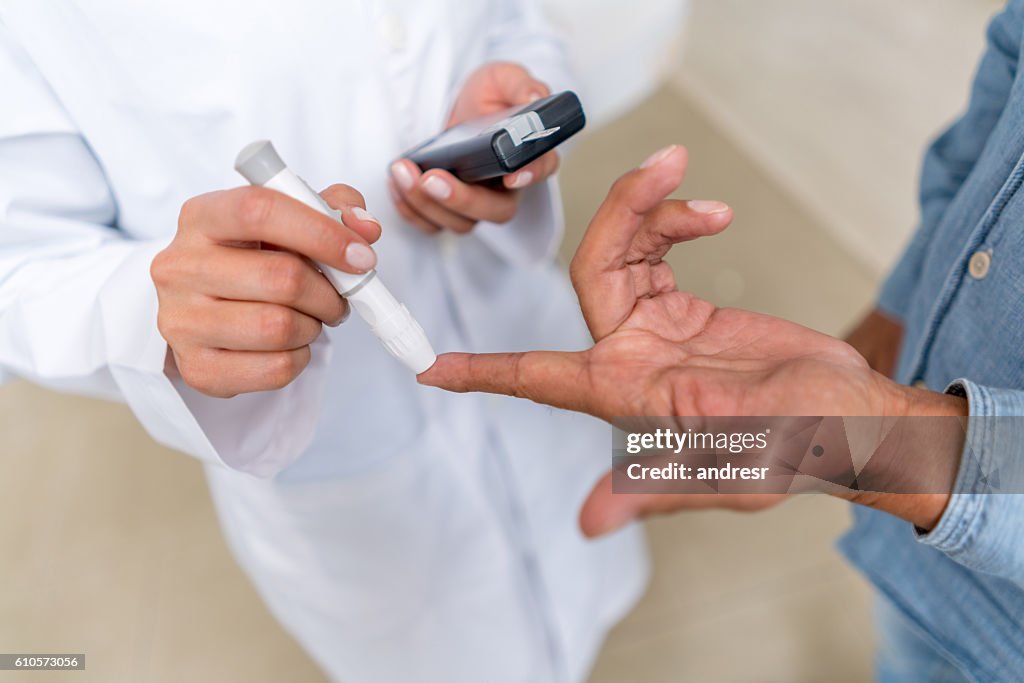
left=674, top=0, right=1003, bottom=275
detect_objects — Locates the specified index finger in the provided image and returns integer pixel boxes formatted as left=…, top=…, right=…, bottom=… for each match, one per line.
left=181, top=186, right=377, bottom=275
left=418, top=350, right=601, bottom=417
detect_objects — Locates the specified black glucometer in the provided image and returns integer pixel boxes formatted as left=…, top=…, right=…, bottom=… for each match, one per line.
left=402, top=91, right=586, bottom=183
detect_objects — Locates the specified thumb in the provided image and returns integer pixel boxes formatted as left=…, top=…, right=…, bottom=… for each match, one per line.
left=579, top=471, right=645, bottom=538
left=580, top=470, right=725, bottom=538
left=492, top=63, right=551, bottom=105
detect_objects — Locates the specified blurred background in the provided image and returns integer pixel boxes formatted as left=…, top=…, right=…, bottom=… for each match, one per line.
left=0, top=0, right=1004, bottom=680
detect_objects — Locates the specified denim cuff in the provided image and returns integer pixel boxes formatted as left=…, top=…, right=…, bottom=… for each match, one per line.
left=917, top=379, right=1024, bottom=579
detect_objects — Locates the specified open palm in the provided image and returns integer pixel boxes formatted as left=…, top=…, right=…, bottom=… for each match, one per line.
left=420, top=145, right=908, bottom=533
left=423, top=146, right=887, bottom=423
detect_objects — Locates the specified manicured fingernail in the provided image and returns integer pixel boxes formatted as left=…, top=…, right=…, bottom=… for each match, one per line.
left=351, top=207, right=381, bottom=225
left=640, top=145, right=679, bottom=169
left=345, top=242, right=377, bottom=271
left=687, top=200, right=730, bottom=214
left=391, top=162, right=414, bottom=191
left=507, top=170, right=534, bottom=189
left=422, top=176, right=452, bottom=201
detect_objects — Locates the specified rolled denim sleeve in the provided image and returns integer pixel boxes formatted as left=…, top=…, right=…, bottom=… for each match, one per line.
left=917, top=380, right=1024, bottom=585
left=879, top=1, right=1023, bottom=320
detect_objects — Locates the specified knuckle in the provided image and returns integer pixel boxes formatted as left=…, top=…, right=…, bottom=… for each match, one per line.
left=493, top=202, right=517, bottom=225
left=258, top=306, right=298, bottom=348
left=155, top=309, right=180, bottom=343
left=177, top=196, right=202, bottom=231
left=545, top=153, right=561, bottom=175
left=267, top=256, right=307, bottom=303
left=237, top=186, right=276, bottom=230
left=311, top=221, right=345, bottom=261
left=149, top=249, right=176, bottom=288
left=266, top=349, right=310, bottom=389
left=177, top=353, right=225, bottom=397
left=609, top=174, right=633, bottom=201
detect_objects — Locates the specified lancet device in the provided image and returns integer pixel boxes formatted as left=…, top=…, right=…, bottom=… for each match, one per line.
left=235, top=140, right=436, bottom=374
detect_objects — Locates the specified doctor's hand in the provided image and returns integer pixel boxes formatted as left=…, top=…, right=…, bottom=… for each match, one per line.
left=152, top=184, right=382, bottom=398
left=390, top=62, right=559, bottom=234
left=419, top=145, right=967, bottom=534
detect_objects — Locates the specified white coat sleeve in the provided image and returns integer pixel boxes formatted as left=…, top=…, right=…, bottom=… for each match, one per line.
left=0, top=25, right=328, bottom=478
left=469, top=0, right=576, bottom=267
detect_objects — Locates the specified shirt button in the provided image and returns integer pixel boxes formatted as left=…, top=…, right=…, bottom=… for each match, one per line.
left=913, top=380, right=928, bottom=390
left=968, top=250, right=992, bottom=280
left=378, top=14, right=406, bottom=51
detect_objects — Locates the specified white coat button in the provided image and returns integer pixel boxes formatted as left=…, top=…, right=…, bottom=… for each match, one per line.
left=378, top=14, right=406, bottom=51
left=968, top=250, right=992, bottom=280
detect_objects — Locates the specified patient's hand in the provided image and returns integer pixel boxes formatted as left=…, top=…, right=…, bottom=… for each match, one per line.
left=420, top=146, right=889, bottom=420
left=419, top=146, right=966, bottom=535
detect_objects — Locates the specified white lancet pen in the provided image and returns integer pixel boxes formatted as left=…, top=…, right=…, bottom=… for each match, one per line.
left=234, top=140, right=437, bottom=374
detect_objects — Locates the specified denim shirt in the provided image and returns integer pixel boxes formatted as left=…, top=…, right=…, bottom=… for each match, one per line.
left=838, top=2, right=1024, bottom=680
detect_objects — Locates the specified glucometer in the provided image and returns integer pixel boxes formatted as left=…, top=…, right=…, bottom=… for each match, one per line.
left=403, top=91, right=586, bottom=183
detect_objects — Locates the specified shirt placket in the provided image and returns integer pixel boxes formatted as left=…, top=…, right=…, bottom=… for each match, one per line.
left=904, top=149, right=1024, bottom=387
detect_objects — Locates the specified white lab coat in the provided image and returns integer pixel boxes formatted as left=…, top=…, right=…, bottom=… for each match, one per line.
left=0, top=1, right=647, bottom=681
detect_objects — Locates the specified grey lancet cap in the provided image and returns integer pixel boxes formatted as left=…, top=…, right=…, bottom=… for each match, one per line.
left=234, top=140, right=286, bottom=185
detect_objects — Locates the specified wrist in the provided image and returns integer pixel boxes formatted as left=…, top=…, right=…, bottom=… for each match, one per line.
left=847, top=375, right=968, bottom=530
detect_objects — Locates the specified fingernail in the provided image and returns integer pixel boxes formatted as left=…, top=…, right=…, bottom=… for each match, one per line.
left=351, top=207, right=381, bottom=225
left=422, top=176, right=452, bottom=201
left=687, top=200, right=730, bottom=214
left=640, top=145, right=679, bottom=169
left=391, top=162, right=414, bottom=191
left=331, top=302, right=351, bottom=327
left=507, top=170, right=534, bottom=189
left=345, top=242, right=377, bottom=271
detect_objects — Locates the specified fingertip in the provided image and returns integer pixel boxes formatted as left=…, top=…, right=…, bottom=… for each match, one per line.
left=686, top=200, right=730, bottom=216
left=640, top=144, right=687, bottom=171
left=519, top=78, right=551, bottom=104
left=390, top=160, right=419, bottom=193
left=326, top=300, right=351, bottom=328
left=420, top=170, right=456, bottom=202
left=343, top=241, right=377, bottom=273
left=504, top=170, right=535, bottom=190
left=629, top=144, right=689, bottom=203
left=343, top=207, right=384, bottom=243
left=415, top=352, right=461, bottom=388
left=579, top=473, right=633, bottom=538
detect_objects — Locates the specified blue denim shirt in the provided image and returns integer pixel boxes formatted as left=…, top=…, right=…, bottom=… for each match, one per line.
left=838, top=2, right=1024, bottom=680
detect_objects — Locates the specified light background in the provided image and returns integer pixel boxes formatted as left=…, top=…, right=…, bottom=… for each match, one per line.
left=0, top=2, right=1001, bottom=681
